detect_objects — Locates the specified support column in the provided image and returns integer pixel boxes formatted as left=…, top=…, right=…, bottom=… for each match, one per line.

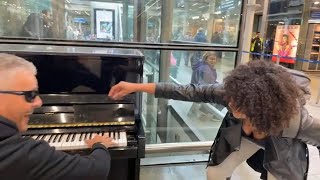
left=207, top=1, right=216, bottom=42
left=122, top=0, right=129, bottom=41
left=157, top=0, right=174, bottom=143
left=239, top=0, right=261, bottom=64
left=296, top=0, right=312, bottom=70
left=259, top=0, right=270, bottom=60
left=3, top=0, right=24, bottom=36
left=52, top=0, right=66, bottom=39
left=134, top=0, right=146, bottom=42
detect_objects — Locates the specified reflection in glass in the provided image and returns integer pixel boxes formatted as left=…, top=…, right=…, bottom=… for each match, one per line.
left=172, top=0, right=242, bottom=46
left=0, top=0, right=241, bottom=45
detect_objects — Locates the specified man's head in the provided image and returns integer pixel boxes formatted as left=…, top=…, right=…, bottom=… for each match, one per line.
left=256, top=32, right=260, bottom=37
left=41, top=9, right=51, bottom=25
left=224, top=60, right=299, bottom=138
left=0, top=54, right=42, bottom=132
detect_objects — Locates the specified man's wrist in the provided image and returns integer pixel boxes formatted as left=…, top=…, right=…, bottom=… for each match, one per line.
left=92, top=142, right=108, bottom=150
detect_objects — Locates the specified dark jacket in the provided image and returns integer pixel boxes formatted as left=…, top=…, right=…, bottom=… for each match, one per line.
left=191, top=61, right=217, bottom=84
left=194, top=32, right=207, bottom=43
left=0, top=116, right=111, bottom=180
left=155, top=83, right=320, bottom=180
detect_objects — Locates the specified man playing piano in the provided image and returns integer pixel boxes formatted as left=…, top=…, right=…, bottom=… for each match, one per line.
left=0, top=53, right=113, bottom=180
left=109, top=60, right=320, bottom=180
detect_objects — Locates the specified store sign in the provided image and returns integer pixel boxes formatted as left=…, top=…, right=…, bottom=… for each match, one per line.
left=311, top=11, right=320, bottom=19
left=74, top=18, right=86, bottom=23
left=219, top=0, right=236, bottom=11
left=94, top=9, right=115, bottom=40
left=272, top=25, right=300, bottom=64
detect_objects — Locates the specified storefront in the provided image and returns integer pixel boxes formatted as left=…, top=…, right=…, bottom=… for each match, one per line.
left=263, top=0, right=320, bottom=71
left=300, top=0, right=320, bottom=71
left=265, top=0, right=304, bottom=68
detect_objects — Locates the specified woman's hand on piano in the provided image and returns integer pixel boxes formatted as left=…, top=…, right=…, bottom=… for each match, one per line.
left=109, top=81, right=156, bottom=100
left=108, top=81, right=137, bottom=100
left=85, top=134, right=115, bottom=148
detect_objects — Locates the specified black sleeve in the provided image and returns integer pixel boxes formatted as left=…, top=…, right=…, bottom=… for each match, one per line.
left=25, top=139, right=111, bottom=180
left=155, top=83, right=227, bottom=106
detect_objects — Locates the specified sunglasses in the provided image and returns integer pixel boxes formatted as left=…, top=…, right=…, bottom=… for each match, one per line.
left=0, top=90, right=39, bottom=103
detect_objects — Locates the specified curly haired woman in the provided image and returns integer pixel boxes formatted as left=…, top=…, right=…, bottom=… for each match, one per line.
left=108, top=60, right=320, bottom=180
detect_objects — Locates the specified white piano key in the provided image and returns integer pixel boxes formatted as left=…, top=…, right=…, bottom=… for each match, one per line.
left=114, top=132, right=119, bottom=143
left=57, top=134, right=69, bottom=150
left=31, top=135, right=38, bottom=140
left=43, top=135, right=51, bottom=142
left=73, top=134, right=81, bottom=147
left=49, top=134, right=59, bottom=147
left=120, top=132, right=127, bottom=146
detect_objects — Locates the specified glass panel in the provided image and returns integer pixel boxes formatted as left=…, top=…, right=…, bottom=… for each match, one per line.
left=172, top=0, right=242, bottom=46
left=142, top=50, right=160, bottom=144
left=142, top=50, right=236, bottom=143
left=0, top=0, right=242, bottom=45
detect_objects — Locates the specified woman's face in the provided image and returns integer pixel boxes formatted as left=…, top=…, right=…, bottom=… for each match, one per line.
left=228, top=102, right=267, bottom=140
left=206, top=55, right=217, bottom=67
left=282, top=36, right=288, bottom=44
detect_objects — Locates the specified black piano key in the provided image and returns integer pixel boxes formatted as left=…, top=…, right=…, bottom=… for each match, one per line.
left=113, top=132, right=115, bottom=139
left=33, top=135, right=39, bottom=140
left=89, top=133, right=92, bottom=139
left=41, top=135, right=46, bottom=140
left=71, top=133, right=76, bottom=142
left=37, top=135, right=44, bottom=140
left=66, top=134, right=71, bottom=142
left=117, top=132, right=120, bottom=140
left=48, top=135, right=54, bottom=143
left=53, top=134, right=59, bottom=143
left=58, top=134, right=63, bottom=142
left=84, top=133, right=88, bottom=140
left=36, top=135, right=42, bottom=140
left=79, top=133, right=83, bottom=141
left=101, top=132, right=105, bottom=136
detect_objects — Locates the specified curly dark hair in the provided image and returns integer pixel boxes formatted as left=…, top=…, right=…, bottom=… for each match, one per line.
left=224, top=60, right=300, bottom=135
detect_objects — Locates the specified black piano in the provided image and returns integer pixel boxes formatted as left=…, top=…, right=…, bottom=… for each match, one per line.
left=2, top=44, right=145, bottom=180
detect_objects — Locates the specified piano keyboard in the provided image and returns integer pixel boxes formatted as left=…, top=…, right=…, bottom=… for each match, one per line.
left=25, top=132, right=127, bottom=151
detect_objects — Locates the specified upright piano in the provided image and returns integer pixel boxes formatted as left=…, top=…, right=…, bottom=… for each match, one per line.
left=1, top=44, right=145, bottom=180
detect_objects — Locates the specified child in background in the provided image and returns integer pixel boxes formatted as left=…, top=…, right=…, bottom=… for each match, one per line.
left=191, top=51, right=218, bottom=84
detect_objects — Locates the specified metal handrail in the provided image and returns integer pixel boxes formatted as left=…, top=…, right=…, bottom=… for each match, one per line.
left=145, top=141, right=213, bottom=154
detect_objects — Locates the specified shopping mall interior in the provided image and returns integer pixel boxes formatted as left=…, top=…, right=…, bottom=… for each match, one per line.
left=0, top=0, right=319, bottom=179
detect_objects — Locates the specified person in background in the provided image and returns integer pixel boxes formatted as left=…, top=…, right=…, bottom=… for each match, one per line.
left=194, top=28, right=207, bottom=43
left=264, top=37, right=274, bottom=60
left=250, top=32, right=263, bottom=60
left=191, top=28, right=208, bottom=68
left=0, top=53, right=113, bottom=179
left=191, top=51, right=217, bottom=84
left=108, top=60, right=320, bottom=180
left=211, top=32, right=223, bottom=60
left=190, top=51, right=218, bottom=121
left=21, top=10, right=53, bottom=38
